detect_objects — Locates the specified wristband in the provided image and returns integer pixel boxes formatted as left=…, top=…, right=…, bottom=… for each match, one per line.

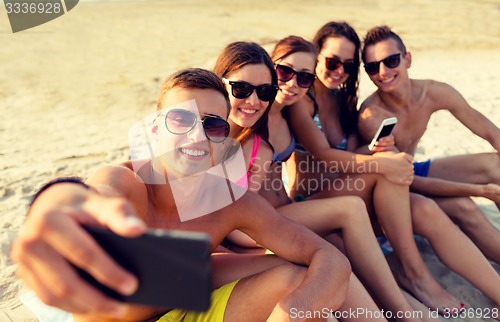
left=29, top=177, right=90, bottom=208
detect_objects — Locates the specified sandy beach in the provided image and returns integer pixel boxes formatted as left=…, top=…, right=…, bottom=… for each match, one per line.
left=1, top=0, right=499, bottom=321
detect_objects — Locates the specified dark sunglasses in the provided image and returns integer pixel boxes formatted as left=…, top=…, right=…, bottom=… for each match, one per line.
left=321, top=54, right=356, bottom=74
left=364, top=53, right=401, bottom=76
left=222, top=78, right=278, bottom=102
left=165, top=109, right=229, bottom=143
left=275, top=64, right=316, bottom=88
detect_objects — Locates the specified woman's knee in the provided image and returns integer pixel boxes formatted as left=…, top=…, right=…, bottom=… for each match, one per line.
left=330, top=196, right=370, bottom=224
left=410, top=196, right=449, bottom=233
left=411, top=196, right=436, bottom=218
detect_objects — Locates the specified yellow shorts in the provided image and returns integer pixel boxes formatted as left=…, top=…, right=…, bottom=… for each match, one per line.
left=157, top=280, right=239, bottom=322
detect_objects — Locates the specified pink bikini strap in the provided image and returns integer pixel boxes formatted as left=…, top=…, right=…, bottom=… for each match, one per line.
left=247, top=134, right=261, bottom=171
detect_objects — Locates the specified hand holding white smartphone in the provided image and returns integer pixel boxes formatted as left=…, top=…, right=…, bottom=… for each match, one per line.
left=368, top=117, right=397, bottom=151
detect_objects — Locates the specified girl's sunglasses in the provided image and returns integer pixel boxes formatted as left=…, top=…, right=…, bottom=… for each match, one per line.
left=165, top=109, right=230, bottom=143
left=321, top=54, right=356, bottom=74
left=222, top=78, right=278, bottom=102
left=364, top=53, right=401, bottom=76
left=275, top=64, right=316, bottom=88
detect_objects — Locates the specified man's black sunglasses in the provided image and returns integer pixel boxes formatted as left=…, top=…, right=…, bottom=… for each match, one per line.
left=364, top=53, right=401, bottom=76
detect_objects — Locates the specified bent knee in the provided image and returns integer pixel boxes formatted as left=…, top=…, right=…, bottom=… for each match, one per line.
left=411, top=196, right=451, bottom=232
left=332, top=196, right=369, bottom=222
left=411, top=196, right=440, bottom=220
left=270, top=263, right=308, bottom=293
left=444, top=197, right=487, bottom=226
left=447, top=197, right=479, bottom=215
left=485, top=153, right=500, bottom=183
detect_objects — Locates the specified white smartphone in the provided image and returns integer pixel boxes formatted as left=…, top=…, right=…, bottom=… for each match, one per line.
left=368, top=117, right=397, bottom=151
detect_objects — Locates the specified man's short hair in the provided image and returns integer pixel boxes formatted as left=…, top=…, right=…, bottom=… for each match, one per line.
left=362, top=26, right=407, bottom=63
left=157, top=68, right=230, bottom=115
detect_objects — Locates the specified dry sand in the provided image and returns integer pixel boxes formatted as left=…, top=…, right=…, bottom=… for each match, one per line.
left=1, top=0, right=499, bottom=321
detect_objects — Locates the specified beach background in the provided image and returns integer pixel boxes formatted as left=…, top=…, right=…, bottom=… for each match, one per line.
left=1, top=0, right=499, bottom=321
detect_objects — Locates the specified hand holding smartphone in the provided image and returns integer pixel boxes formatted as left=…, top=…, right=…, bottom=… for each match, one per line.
left=368, top=117, right=397, bottom=151
left=76, top=226, right=212, bottom=311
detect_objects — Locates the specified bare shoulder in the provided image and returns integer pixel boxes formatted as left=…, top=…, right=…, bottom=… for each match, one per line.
left=418, top=79, right=462, bottom=112
left=359, top=93, right=392, bottom=124
left=360, top=91, right=379, bottom=110
left=87, top=162, right=147, bottom=199
left=420, top=79, right=458, bottom=105
left=289, top=92, right=314, bottom=116
left=360, top=92, right=386, bottom=115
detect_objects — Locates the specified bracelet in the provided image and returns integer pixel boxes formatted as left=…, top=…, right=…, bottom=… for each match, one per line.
left=29, top=177, right=90, bottom=207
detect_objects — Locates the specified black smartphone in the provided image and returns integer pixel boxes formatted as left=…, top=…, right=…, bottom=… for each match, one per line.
left=368, top=117, right=398, bottom=151
left=76, top=226, right=212, bottom=311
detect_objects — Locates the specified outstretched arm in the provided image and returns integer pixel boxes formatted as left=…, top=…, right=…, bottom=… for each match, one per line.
left=434, top=82, right=500, bottom=152
left=10, top=166, right=163, bottom=321
left=411, top=175, right=500, bottom=202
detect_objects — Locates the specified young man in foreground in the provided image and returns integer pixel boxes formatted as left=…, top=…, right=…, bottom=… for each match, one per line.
left=12, top=68, right=354, bottom=321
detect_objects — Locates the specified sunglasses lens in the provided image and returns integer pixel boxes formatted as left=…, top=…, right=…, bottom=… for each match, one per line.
left=365, top=54, right=401, bottom=76
left=166, top=109, right=196, bottom=134
left=296, top=72, right=316, bottom=88
left=203, top=117, right=229, bottom=143
left=342, top=62, right=356, bottom=75
left=228, top=80, right=276, bottom=102
left=364, top=62, right=379, bottom=76
left=231, top=82, right=254, bottom=99
left=325, top=56, right=341, bottom=71
left=276, top=65, right=294, bottom=82
left=256, top=84, right=278, bottom=102
left=384, top=54, right=401, bottom=68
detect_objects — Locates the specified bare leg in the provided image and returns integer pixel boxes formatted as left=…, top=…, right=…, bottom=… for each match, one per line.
left=226, top=265, right=390, bottom=321
left=370, top=180, right=462, bottom=315
left=211, top=252, right=286, bottom=288
left=428, top=153, right=500, bottom=185
left=215, top=253, right=350, bottom=321
left=279, top=196, right=420, bottom=321
left=410, top=194, right=500, bottom=309
left=402, top=290, right=443, bottom=322
left=225, top=263, right=315, bottom=321
left=336, top=273, right=387, bottom=322
left=428, top=153, right=500, bottom=210
left=309, top=174, right=461, bottom=315
left=231, top=272, right=391, bottom=322
left=435, top=196, right=500, bottom=265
